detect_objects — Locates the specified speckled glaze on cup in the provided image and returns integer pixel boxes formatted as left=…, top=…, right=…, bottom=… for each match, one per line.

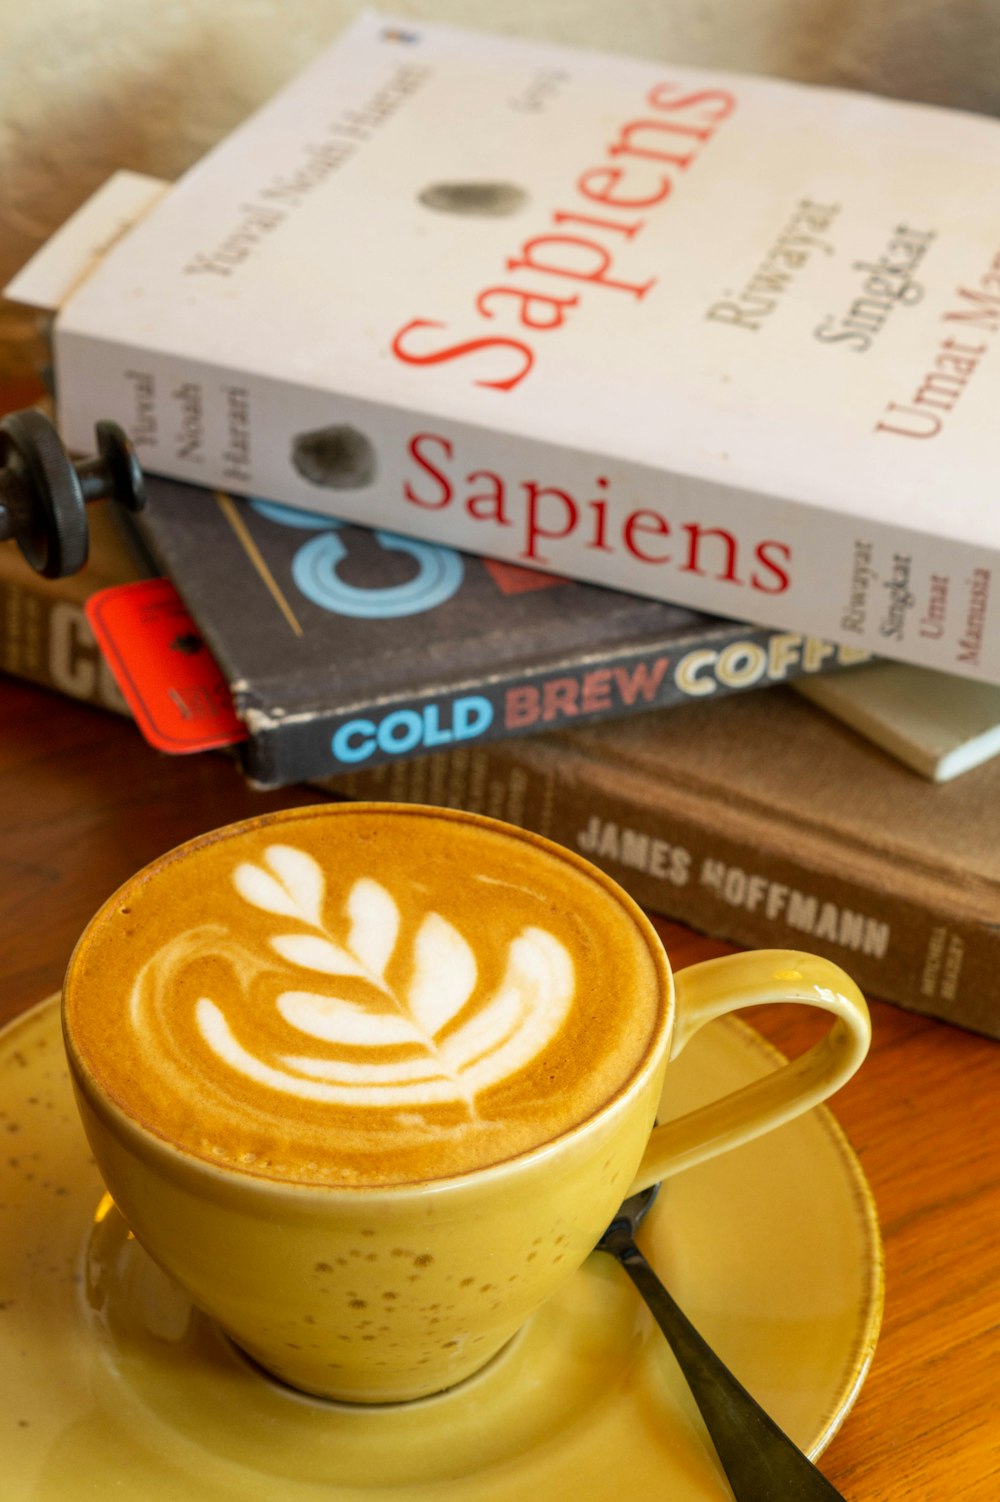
left=62, top=803, right=870, bottom=1403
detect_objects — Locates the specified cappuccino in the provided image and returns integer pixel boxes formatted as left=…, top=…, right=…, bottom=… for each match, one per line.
left=64, top=804, right=666, bottom=1187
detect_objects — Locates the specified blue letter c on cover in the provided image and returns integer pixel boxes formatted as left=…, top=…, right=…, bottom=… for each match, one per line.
left=248, top=497, right=464, bottom=618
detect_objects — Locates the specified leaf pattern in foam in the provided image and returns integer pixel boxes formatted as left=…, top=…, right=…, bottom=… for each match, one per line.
left=269, top=933, right=375, bottom=982
left=277, top=992, right=422, bottom=1047
left=197, top=999, right=460, bottom=1104
left=406, top=913, right=478, bottom=1040
left=234, top=844, right=325, bottom=926
left=346, top=878, right=399, bottom=982
left=208, top=845, right=578, bottom=1108
left=440, top=928, right=574, bottom=1092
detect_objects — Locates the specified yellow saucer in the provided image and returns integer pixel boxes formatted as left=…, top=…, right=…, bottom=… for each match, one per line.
left=1, top=996, right=882, bottom=1500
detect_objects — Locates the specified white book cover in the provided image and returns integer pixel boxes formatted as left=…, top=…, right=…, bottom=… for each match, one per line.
left=8, top=10, right=1000, bottom=682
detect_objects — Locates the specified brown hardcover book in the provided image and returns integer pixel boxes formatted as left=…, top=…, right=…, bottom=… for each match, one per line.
left=327, top=687, right=1000, bottom=1038
left=0, top=505, right=141, bottom=715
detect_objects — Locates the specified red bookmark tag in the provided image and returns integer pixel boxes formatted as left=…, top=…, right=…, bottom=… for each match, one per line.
left=86, top=578, right=248, bottom=753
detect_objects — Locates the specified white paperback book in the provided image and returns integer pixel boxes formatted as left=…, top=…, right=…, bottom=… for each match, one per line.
left=795, top=662, right=1000, bottom=781
left=6, top=10, right=1000, bottom=682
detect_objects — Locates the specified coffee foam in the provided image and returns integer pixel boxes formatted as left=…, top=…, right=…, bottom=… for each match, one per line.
left=65, top=806, right=666, bottom=1186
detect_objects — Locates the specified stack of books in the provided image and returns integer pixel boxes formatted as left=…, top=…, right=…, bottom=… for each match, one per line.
left=4, top=12, right=1000, bottom=1036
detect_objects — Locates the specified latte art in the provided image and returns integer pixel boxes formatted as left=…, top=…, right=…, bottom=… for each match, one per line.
left=190, top=845, right=575, bottom=1108
left=66, top=806, right=665, bottom=1186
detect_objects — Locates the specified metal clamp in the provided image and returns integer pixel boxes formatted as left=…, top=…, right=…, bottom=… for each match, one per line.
left=0, top=408, right=145, bottom=578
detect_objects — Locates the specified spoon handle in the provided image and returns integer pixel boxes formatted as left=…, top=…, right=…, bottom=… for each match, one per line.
left=614, top=1235, right=849, bottom=1501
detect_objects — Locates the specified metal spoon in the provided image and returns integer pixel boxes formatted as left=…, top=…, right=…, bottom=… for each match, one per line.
left=597, top=1186, right=849, bottom=1500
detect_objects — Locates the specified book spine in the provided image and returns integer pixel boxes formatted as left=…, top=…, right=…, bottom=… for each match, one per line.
left=54, top=341, right=1000, bottom=687
left=325, top=739, right=999, bottom=1036
left=239, top=625, right=867, bottom=786
left=0, top=566, right=130, bottom=716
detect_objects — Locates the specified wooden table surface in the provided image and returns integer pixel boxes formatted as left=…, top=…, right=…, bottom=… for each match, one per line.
left=2, top=669, right=999, bottom=1499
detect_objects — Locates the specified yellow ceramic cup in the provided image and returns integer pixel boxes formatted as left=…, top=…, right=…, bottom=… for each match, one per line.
left=63, top=807, right=870, bottom=1404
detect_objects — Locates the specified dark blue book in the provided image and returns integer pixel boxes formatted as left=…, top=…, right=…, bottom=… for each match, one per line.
left=132, top=475, right=865, bottom=788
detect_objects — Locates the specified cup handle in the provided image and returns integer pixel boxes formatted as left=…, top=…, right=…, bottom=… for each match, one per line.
left=628, top=950, right=871, bottom=1193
